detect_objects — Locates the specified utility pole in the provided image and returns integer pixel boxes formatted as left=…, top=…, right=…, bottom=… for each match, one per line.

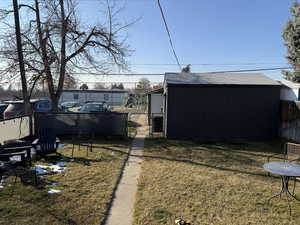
left=12, top=0, right=30, bottom=114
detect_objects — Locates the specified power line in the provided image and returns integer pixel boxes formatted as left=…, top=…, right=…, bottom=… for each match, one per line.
left=0, top=54, right=288, bottom=65
left=129, top=63, right=288, bottom=66
left=0, top=0, right=151, bottom=2
left=0, top=67, right=290, bottom=75
left=207, top=67, right=291, bottom=74
left=68, top=67, right=291, bottom=75
left=71, top=73, right=165, bottom=76
left=157, top=0, right=181, bottom=71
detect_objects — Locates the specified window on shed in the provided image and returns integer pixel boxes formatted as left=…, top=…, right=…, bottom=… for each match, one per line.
left=73, top=94, right=79, bottom=100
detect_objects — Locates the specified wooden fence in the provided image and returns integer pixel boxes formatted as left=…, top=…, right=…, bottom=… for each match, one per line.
left=280, top=100, right=300, bottom=142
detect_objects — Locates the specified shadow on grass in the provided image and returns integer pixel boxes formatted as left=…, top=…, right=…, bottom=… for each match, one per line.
left=97, top=137, right=286, bottom=225
left=38, top=138, right=130, bottom=167
left=128, top=120, right=142, bottom=128
left=46, top=209, right=78, bottom=225
left=11, top=135, right=280, bottom=225
left=99, top=141, right=134, bottom=225
left=99, top=137, right=285, bottom=179
left=40, top=137, right=135, bottom=225
left=0, top=138, right=131, bottom=225
left=40, top=154, right=102, bottom=166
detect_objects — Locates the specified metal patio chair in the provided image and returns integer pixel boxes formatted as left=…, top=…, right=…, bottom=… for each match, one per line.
left=71, top=130, right=94, bottom=157
left=267, top=142, right=300, bottom=164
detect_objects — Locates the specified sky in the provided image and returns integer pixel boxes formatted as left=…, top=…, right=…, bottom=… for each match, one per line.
left=78, top=0, right=296, bottom=84
left=0, top=0, right=297, bottom=86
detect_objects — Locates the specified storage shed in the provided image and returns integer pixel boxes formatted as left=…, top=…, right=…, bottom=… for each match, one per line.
left=163, top=72, right=281, bottom=141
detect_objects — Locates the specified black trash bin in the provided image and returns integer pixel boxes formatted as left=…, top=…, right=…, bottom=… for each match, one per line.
left=152, top=116, right=163, bottom=132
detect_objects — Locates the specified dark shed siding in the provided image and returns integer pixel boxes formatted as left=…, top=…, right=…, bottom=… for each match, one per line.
left=166, top=85, right=280, bottom=141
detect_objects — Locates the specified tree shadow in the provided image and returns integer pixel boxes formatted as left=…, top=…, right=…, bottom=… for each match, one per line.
left=142, top=138, right=286, bottom=178
left=97, top=137, right=286, bottom=225
left=128, top=120, right=142, bottom=128
left=99, top=139, right=134, bottom=225
left=40, top=149, right=124, bottom=167
left=99, top=138, right=285, bottom=179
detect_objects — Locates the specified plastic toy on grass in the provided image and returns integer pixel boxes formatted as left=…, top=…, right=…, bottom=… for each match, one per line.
left=175, top=217, right=191, bottom=225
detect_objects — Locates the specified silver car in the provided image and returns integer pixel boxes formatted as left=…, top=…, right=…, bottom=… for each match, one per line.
left=79, top=102, right=110, bottom=113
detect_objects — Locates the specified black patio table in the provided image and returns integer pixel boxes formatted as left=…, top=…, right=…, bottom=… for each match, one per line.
left=263, top=161, right=300, bottom=214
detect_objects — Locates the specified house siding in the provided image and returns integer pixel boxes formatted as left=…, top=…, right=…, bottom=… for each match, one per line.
left=166, top=85, right=280, bottom=141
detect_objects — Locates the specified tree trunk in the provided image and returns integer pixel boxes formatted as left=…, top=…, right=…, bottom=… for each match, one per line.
left=51, top=95, right=59, bottom=112
left=55, top=0, right=67, bottom=112
left=35, top=0, right=58, bottom=111
left=13, top=0, right=30, bottom=114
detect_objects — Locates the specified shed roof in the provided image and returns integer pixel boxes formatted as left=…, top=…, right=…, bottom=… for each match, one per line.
left=146, top=88, right=163, bottom=95
left=165, top=72, right=280, bottom=86
left=278, top=79, right=300, bottom=89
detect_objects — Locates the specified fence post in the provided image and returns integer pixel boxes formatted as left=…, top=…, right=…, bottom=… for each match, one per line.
left=126, top=113, right=128, bottom=137
left=76, top=112, right=80, bottom=135
left=29, top=114, right=34, bottom=137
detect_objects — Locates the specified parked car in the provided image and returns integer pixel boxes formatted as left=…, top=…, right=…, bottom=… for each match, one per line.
left=3, top=99, right=52, bottom=119
left=79, top=102, right=110, bottom=113
left=0, top=104, right=8, bottom=120
left=60, top=101, right=81, bottom=108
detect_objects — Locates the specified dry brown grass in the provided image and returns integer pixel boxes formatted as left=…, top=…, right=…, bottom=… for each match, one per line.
left=0, top=138, right=130, bottom=225
left=134, top=138, right=300, bottom=225
left=111, top=105, right=147, bottom=113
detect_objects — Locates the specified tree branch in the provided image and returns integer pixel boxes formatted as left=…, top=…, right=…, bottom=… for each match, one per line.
left=65, top=28, right=95, bottom=62
left=19, top=4, right=37, bottom=12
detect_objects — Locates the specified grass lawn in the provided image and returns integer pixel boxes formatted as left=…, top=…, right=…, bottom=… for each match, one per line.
left=0, top=138, right=130, bottom=225
left=133, top=138, right=300, bottom=225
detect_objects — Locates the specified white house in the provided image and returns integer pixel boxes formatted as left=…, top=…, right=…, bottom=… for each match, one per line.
left=279, top=79, right=300, bottom=101
left=60, top=89, right=129, bottom=106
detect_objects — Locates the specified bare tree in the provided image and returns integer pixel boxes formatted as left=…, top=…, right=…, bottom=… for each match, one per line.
left=0, top=0, right=132, bottom=111
left=64, top=75, right=77, bottom=89
left=79, top=83, right=88, bottom=90
left=135, top=77, right=151, bottom=95
left=111, top=82, right=124, bottom=89
left=94, top=82, right=107, bottom=89
left=152, top=83, right=163, bottom=90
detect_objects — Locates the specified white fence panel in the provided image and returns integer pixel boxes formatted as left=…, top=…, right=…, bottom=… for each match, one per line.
left=0, top=116, right=31, bottom=144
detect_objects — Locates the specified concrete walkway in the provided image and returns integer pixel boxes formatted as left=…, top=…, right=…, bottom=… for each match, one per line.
left=105, top=115, right=147, bottom=225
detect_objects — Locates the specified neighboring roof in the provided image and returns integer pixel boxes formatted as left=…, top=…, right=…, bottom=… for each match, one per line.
left=164, top=72, right=280, bottom=86
left=146, top=88, right=164, bottom=95
left=63, top=89, right=128, bottom=93
left=278, top=79, right=300, bottom=89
